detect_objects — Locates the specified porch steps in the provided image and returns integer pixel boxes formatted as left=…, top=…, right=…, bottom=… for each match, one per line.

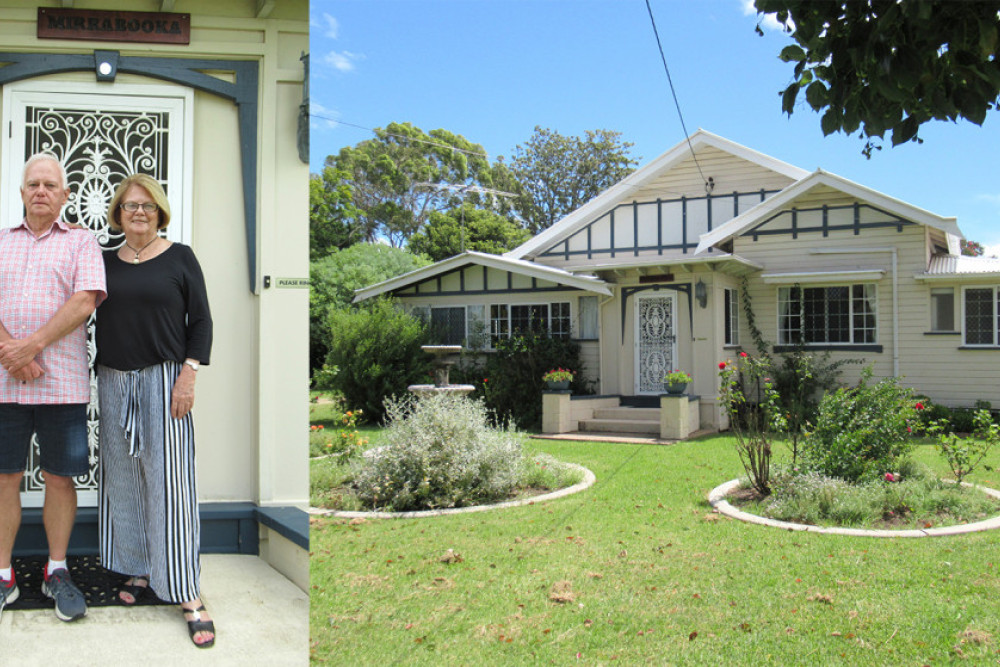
left=578, top=406, right=660, bottom=435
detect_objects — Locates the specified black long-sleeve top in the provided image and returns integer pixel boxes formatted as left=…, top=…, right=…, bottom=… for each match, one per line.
left=95, top=243, right=213, bottom=371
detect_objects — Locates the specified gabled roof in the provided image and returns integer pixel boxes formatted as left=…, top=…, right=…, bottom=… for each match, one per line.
left=352, top=250, right=612, bottom=302
left=506, top=130, right=809, bottom=261
left=695, top=169, right=962, bottom=254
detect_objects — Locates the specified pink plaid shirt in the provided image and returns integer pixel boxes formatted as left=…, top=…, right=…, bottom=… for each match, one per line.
left=0, top=219, right=106, bottom=404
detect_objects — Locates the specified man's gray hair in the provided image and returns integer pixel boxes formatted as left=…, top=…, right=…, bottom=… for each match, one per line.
left=22, top=152, right=68, bottom=190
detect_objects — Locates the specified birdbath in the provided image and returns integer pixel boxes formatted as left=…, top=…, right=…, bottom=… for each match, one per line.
left=407, top=345, right=475, bottom=397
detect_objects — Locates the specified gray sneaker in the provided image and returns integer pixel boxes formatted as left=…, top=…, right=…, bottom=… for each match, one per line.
left=0, top=576, right=19, bottom=620
left=42, top=568, right=87, bottom=622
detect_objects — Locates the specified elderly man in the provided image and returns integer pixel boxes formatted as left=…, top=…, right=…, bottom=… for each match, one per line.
left=0, top=153, right=106, bottom=622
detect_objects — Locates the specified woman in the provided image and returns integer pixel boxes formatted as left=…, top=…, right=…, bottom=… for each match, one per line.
left=95, top=174, right=214, bottom=648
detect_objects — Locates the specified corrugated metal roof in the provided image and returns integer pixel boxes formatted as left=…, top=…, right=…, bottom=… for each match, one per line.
left=927, top=254, right=1000, bottom=275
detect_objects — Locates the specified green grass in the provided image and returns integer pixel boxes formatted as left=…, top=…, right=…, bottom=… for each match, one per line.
left=310, top=435, right=1000, bottom=665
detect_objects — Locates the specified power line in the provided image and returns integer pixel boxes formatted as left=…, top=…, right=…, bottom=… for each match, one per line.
left=309, top=113, right=493, bottom=160
left=644, top=0, right=713, bottom=194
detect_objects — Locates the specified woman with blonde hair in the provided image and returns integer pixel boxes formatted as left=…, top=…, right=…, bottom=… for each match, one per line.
left=95, top=173, right=215, bottom=647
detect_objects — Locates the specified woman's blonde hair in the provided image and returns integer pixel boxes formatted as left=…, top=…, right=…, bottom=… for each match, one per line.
left=107, top=173, right=172, bottom=231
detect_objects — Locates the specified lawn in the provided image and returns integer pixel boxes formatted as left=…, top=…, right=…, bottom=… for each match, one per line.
left=310, top=434, right=1000, bottom=665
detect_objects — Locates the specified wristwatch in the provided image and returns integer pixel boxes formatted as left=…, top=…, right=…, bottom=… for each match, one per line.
left=184, top=360, right=200, bottom=372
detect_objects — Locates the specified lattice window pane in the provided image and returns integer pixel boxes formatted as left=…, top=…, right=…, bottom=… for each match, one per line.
left=511, top=304, right=548, bottom=336
left=550, top=302, right=571, bottom=339
left=965, top=288, right=995, bottom=345
left=724, top=288, right=739, bottom=346
left=490, top=304, right=509, bottom=345
left=430, top=307, right=465, bottom=345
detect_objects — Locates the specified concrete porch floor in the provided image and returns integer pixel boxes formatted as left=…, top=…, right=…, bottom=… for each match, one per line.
left=532, top=429, right=716, bottom=445
left=2, top=554, right=308, bottom=666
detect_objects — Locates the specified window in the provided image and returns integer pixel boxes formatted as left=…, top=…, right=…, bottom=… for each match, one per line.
left=490, top=304, right=509, bottom=346
left=578, top=296, right=599, bottom=339
left=778, top=284, right=876, bottom=345
left=963, top=287, right=1000, bottom=346
left=490, top=302, right=572, bottom=345
left=430, top=307, right=466, bottom=345
left=724, top=288, right=739, bottom=346
left=930, top=287, right=955, bottom=332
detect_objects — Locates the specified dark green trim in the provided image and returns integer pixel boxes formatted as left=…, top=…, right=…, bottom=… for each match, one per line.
left=923, top=331, right=961, bottom=336
left=746, top=203, right=914, bottom=243
left=620, top=283, right=693, bottom=342
left=13, top=502, right=307, bottom=557
left=958, top=346, right=1000, bottom=350
left=773, top=344, right=882, bottom=353
left=0, top=50, right=262, bottom=293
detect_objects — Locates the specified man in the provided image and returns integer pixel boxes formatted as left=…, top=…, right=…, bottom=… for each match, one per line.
left=0, top=153, right=106, bottom=622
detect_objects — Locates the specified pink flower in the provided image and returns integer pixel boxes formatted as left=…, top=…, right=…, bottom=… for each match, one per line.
left=884, top=472, right=895, bottom=482
left=906, top=426, right=912, bottom=433
left=739, top=351, right=748, bottom=358
left=718, top=362, right=727, bottom=369
left=915, top=402, right=924, bottom=410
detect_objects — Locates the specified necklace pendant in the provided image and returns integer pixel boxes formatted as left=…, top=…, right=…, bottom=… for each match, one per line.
left=133, top=255, right=140, bottom=264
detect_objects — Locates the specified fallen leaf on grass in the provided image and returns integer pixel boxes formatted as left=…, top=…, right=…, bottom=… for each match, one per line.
left=349, top=518, right=367, bottom=526
left=808, top=593, right=834, bottom=605
left=688, top=631, right=698, bottom=641
left=958, top=629, right=992, bottom=645
left=549, top=580, right=576, bottom=604
left=439, top=549, right=463, bottom=564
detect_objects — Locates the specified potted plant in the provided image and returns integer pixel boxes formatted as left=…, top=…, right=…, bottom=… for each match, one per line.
left=542, top=368, right=575, bottom=391
left=664, top=369, right=692, bottom=395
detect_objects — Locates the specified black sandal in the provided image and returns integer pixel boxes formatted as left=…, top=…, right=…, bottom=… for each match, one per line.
left=182, top=604, right=216, bottom=648
left=118, top=576, right=150, bottom=605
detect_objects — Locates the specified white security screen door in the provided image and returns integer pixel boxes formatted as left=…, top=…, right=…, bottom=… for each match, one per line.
left=634, top=293, right=676, bottom=395
left=2, top=81, right=193, bottom=508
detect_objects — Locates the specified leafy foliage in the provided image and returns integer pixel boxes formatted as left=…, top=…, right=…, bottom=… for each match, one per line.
left=407, top=203, right=530, bottom=262
left=927, top=409, right=1000, bottom=483
left=961, top=239, right=986, bottom=257
left=718, top=353, right=787, bottom=495
left=507, top=127, right=638, bottom=232
left=755, top=0, right=1000, bottom=156
left=480, top=333, right=587, bottom=430
left=323, top=298, right=431, bottom=423
left=310, top=244, right=429, bottom=373
left=310, top=167, right=360, bottom=260
left=801, top=368, right=918, bottom=483
left=324, top=122, right=516, bottom=246
left=351, top=393, right=524, bottom=511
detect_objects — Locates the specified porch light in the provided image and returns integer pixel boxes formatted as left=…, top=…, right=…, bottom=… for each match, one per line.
left=695, top=279, right=707, bottom=308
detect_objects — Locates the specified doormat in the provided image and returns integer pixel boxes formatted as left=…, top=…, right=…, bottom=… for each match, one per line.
left=8, top=555, right=169, bottom=611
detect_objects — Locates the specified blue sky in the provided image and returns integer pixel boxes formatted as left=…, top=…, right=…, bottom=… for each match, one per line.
left=310, top=0, right=1000, bottom=252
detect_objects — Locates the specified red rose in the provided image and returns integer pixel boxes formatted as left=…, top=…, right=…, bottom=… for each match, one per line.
left=915, top=402, right=924, bottom=410
left=718, top=362, right=726, bottom=369
left=739, top=351, right=748, bottom=358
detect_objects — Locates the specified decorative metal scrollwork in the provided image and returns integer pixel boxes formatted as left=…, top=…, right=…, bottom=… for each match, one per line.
left=21, top=103, right=170, bottom=495
left=637, top=297, right=675, bottom=394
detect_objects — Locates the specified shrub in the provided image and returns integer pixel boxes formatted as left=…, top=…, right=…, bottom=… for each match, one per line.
left=927, top=409, right=1000, bottom=483
left=481, top=333, right=588, bottom=430
left=801, top=368, right=919, bottom=483
left=324, top=298, right=431, bottom=423
left=718, top=353, right=787, bottom=496
left=351, top=393, right=524, bottom=511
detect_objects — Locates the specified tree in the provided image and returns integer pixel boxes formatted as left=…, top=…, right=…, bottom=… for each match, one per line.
left=310, top=166, right=359, bottom=260
left=323, top=122, right=513, bottom=246
left=507, top=127, right=638, bottom=232
left=407, top=204, right=531, bottom=262
left=310, top=243, right=430, bottom=373
left=756, top=0, right=1000, bottom=157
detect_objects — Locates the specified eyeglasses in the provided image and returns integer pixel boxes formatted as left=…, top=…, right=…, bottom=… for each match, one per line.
left=120, top=202, right=159, bottom=213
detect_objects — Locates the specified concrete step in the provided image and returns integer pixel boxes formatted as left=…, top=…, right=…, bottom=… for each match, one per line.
left=579, top=418, right=660, bottom=435
left=593, top=407, right=661, bottom=421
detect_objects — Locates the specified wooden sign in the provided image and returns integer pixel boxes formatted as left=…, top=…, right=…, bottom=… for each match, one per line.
left=38, top=8, right=191, bottom=45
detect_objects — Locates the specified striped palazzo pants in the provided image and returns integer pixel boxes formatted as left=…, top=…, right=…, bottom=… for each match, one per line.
left=97, top=361, right=201, bottom=603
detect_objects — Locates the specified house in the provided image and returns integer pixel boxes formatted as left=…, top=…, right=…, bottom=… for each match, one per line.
left=3, top=0, right=309, bottom=590
left=355, top=130, right=1000, bottom=439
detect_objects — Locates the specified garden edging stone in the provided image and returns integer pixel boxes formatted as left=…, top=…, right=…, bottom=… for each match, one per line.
left=310, top=464, right=596, bottom=519
left=708, top=478, right=1000, bottom=537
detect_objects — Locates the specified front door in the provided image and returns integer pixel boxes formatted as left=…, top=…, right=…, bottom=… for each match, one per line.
left=634, top=293, right=676, bottom=395
left=2, top=80, right=192, bottom=508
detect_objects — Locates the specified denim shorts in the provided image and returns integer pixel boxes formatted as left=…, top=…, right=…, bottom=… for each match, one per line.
left=0, top=403, right=89, bottom=476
